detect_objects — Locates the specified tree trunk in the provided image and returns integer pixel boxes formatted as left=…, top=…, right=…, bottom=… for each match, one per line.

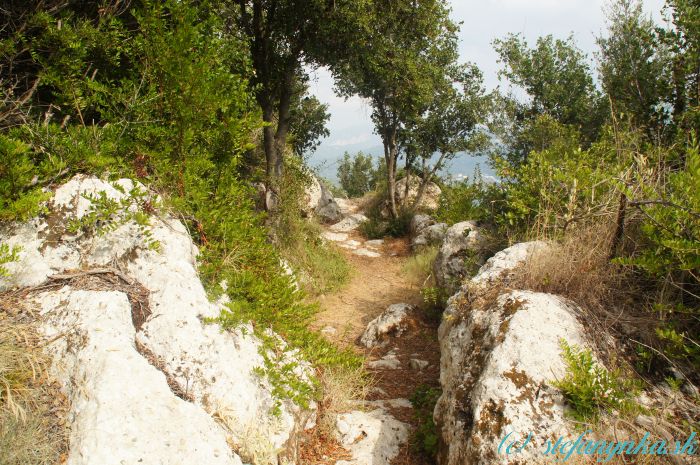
left=385, top=130, right=399, bottom=218
left=411, top=152, right=447, bottom=211
left=609, top=191, right=627, bottom=261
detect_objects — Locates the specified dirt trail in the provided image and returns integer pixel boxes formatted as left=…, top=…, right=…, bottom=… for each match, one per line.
left=312, top=227, right=441, bottom=465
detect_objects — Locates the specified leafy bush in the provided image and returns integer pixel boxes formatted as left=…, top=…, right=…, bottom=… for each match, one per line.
left=359, top=208, right=413, bottom=239
left=434, top=169, right=491, bottom=225
left=553, top=341, right=641, bottom=423
left=275, top=161, right=351, bottom=295
left=410, top=384, right=442, bottom=458
left=337, top=151, right=381, bottom=198
left=0, top=244, right=20, bottom=278
left=621, top=139, right=700, bottom=291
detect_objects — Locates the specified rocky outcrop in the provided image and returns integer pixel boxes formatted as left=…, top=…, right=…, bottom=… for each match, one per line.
left=37, top=288, right=243, bottom=465
left=1, top=175, right=313, bottom=465
left=414, top=223, right=448, bottom=251
left=470, top=241, right=550, bottom=289
left=434, top=242, right=590, bottom=465
left=360, top=303, right=416, bottom=348
left=432, top=220, right=485, bottom=294
left=410, top=214, right=434, bottom=236
left=409, top=214, right=448, bottom=250
left=330, top=213, right=369, bottom=233
left=303, top=172, right=343, bottom=223
left=303, top=173, right=324, bottom=216
left=335, top=409, right=409, bottom=465
left=394, top=174, right=442, bottom=212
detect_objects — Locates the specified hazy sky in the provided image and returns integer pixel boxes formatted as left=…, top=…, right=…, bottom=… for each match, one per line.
left=307, top=0, right=667, bottom=152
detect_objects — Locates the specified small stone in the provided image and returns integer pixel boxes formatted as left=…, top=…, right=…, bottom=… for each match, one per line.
left=322, top=231, right=348, bottom=242
left=353, top=248, right=381, bottom=258
left=360, top=304, right=415, bottom=348
left=409, top=359, right=429, bottom=371
left=368, top=351, right=401, bottom=370
left=365, top=239, right=384, bottom=249
left=321, top=326, right=337, bottom=336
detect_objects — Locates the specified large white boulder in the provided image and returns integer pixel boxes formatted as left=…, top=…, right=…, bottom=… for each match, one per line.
left=303, top=172, right=343, bottom=223
left=394, top=174, right=442, bottom=212
left=330, top=213, right=368, bottom=233
left=435, top=241, right=590, bottom=465
left=360, top=303, right=416, bottom=348
left=37, top=288, right=243, bottom=465
left=303, top=173, right=324, bottom=216
left=335, top=409, right=409, bottom=465
left=410, top=214, right=435, bottom=236
left=1, top=175, right=313, bottom=464
left=470, top=241, right=550, bottom=289
left=432, top=221, right=485, bottom=294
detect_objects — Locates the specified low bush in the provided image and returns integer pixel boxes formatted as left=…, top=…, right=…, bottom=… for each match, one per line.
left=410, top=384, right=442, bottom=459
left=553, top=341, right=641, bottom=424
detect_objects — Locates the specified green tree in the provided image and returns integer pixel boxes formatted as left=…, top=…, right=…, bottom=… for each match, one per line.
left=289, top=89, right=330, bottom=159
left=337, top=151, right=376, bottom=197
left=597, top=0, right=670, bottom=138
left=493, top=34, right=605, bottom=162
left=402, top=63, right=490, bottom=210
left=661, top=0, right=700, bottom=139
left=225, top=0, right=363, bottom=204
left=333, top=0, right=460, bottom=217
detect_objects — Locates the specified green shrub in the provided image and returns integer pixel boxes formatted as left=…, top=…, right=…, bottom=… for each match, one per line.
left=275, top=161, right=351, bottom=295
left=410, top=384, right=442, bottom=458
left=553, top=340, right=641, bottom=423
left=434, top=169, right=490, bottom=225
left=337, top=151, right=381, bottom=198
left=359, top=208, right=413, bottom=239
left=0, top=244, right=20, bottom=278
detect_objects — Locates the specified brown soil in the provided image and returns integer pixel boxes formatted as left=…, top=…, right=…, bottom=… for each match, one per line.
left=311, top=229, right=442, bottom=465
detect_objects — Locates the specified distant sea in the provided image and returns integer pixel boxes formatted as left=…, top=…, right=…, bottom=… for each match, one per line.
left=308, top=140, right=497, bottom=185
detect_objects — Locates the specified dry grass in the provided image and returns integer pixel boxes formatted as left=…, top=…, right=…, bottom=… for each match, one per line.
left=508, top=220, right=653, bottom=363
left=401, top=245, right=439, bottom=288
left=503, top=220, right=699, bottom=457
left=315, top=365, right=373, bottom=436
left=513, top=221, right=635, bottom=318
left=0, top=314, right=68, bottom=465
left=297, top=365, right=371, bottom=465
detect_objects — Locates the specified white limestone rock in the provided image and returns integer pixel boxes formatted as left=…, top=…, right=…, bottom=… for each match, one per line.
left=362, top=398, right=413, bottom=410
left=412, top=222, right=448, bottom=250
left=335, top=409, right=409, bottom=465
left=432, top=220, right=485, bottom=294
left=409, top=358, right=429, bottom=371
left=0, top=175, right=313, bottom=463
left=435, top=290, right=588, bottom=465
left=340, top=239, right=362, bottom=250
left=330, top=214, right=369, bottom=233
left=322, top=231, right=349, bottom=242
left=471, top=241, right=550, bottom=288
left=335, top=198, right=357, bottom=216
left=303, top=173, right=324, bottom=216
left=410, top=214, right=434, bottom=236
left=353, top=247, right=381, bottom=258
left=368, top=350, right=401, bottom=370
left=360, top=303, right=416, bottom=348
left=394, top=174, right=441, bottom=212
left=37, top=288, right=243, bottom=465
left=365, top=239, right=384, bottom=249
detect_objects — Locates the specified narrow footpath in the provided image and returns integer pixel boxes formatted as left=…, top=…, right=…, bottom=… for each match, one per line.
left=312, top=214, right=442, bottom=465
